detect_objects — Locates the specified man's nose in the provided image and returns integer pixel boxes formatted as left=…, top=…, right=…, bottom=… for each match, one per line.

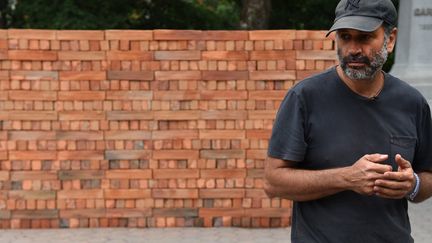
left=347, top=41, right=362, bottom=55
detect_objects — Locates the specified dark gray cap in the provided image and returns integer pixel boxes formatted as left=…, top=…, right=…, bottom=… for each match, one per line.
left=326, top=0, right=397, bottom=37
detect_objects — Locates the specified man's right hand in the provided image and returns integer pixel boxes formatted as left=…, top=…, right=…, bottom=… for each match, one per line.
left=344, top=154, right=392, bottom=196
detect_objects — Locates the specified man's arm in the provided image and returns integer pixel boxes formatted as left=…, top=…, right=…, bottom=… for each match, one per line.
left=264, top=154, right=392, bottom=201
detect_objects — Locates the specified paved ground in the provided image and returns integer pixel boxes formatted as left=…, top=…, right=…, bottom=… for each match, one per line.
left=0, top=200, right=430, bottom=243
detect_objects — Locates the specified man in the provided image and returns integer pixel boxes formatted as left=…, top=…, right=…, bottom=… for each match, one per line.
left=264, top=0, right=432, bottom=242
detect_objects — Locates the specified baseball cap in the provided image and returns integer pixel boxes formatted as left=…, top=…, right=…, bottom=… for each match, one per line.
left=326, top=0, right=397, bottom=37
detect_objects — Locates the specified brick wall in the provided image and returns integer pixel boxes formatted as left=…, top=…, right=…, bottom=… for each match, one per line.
left=0, top=29, right=337, bottom=228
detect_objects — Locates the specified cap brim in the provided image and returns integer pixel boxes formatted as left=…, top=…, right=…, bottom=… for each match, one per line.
left=326, top=16, right=383, bottom=37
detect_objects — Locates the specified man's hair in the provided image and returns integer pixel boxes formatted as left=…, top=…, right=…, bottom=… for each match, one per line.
left=383, top=22, right=394, bottom=39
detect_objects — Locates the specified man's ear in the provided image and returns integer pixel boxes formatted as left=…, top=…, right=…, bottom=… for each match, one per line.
left=386, top=27, right=398, bottom=54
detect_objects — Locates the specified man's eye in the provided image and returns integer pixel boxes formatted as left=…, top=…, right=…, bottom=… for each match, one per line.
left=340, top=34, right=350, bottom=40
left=359, top=35, right=372, bottom=42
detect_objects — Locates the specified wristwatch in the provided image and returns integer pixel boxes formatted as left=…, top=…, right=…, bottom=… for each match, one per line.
left=406, top=172, right=420, bottom=201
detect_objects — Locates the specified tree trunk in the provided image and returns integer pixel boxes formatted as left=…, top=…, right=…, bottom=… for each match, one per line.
left=240, top=0, right=271, bottom=29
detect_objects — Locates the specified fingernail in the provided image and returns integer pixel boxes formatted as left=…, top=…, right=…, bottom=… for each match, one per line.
left=380, top=154, right=388, bottom=159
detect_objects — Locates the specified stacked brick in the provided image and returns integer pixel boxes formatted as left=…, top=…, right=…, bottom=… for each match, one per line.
left=0, top=29, right=337, bottom=228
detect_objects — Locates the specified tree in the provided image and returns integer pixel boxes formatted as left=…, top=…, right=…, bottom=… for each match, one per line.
left=240, top=0, right=271, bottom=29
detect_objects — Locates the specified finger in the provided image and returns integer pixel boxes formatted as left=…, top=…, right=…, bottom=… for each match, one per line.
left=367, top=163, right=393, bottom=174
left=374, top=186, right=406, bottom=198
left=383, top=170, right=413, bottom=181
left=395, top=154, right=412, bottom=169
left=374, top=179, right=412, bottom=191
left=365, top=154, right=388, bottom=162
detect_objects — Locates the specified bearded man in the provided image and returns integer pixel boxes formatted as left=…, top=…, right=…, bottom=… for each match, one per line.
left=264, top=0, right=432, bottom=242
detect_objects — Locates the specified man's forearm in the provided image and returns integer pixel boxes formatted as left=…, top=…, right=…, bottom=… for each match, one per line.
left=264, top=166, right=348, bottom=201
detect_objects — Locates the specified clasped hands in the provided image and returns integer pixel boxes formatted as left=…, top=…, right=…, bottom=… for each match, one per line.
left=348, top=153, right=416, bottom=199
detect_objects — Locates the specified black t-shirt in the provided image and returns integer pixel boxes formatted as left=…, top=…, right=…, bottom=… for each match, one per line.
left=268, top=67, right=432, bottom=243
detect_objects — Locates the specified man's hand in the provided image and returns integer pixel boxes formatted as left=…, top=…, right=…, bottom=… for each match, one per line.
left=373, top=154, right=416, bottom=199
left=345, top=154, right=392, bottom=196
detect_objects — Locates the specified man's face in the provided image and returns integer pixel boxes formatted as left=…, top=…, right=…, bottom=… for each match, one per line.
left=336, top=27, right=390, bottom=81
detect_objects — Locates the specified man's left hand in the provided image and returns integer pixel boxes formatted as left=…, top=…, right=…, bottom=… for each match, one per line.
left=373, top=154, right=416, bottom=199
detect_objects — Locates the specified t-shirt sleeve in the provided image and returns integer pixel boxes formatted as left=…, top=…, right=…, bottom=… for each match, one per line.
left=267, top=90, right=307, bottom=162
left=413, top=101, right=432, bottom=172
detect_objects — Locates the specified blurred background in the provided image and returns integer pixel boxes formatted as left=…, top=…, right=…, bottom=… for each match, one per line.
left=0, top=0, right=399, bottom=69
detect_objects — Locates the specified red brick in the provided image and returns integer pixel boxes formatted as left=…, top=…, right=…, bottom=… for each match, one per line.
left=8, top=191, right=56, bottom=200
left=57, top=151, right=104, bottom=160
left=0, top=29, right=7, bottom=39
left=202, top=51, right=248, bottom=60
left=153, top=91, right=200, bottom=100
left=154, top=30, right=203, bottom=40
left=244, top=208, right=291, bottom=217
left=107, top=51, right=152, bottom=60
left=105, top=131, right=151, bottom=140
left=249, top=71, right=296, bottom=81
left=247, top=169, right=264, bottom=178
left=200, top=189, right=245, bottom=198
left=199, top=130, right=245, bottom=139
left=200, top=150, right=245, bottom=159
left=8, top=131, right=56, bottom=140
left=153, top=208, right=198, bottom=217
left=9, top=91, right=57, bottom=101
left=58, top=91, right=105, bottom=100
left=249, top=91, right=286, bottom=100
left=201, top=169, right=246, bottom=178
left=10, top=71, right=58, bottom=80
left=201, top=91, right=247, bottom=100
left=8, top=50, right=57, bottom=61
left=105, top=189, right=151, bottom=199
left=250, top=50, right=295, bottom=60
left=107, top=111, right=153, bottom=120
left=60, top=209, right=105, bottom=218
left=249, top=30, right=295, bottom=40
left=106, top=30, right=153, bottom=40
left=297, top=70, right=320, bottom=80
left=8, top=29, right=56, bottom=40
left=57, top=30, right=104, bottom=40
left=59, top=111, right=105, bottom=120
left=0, top=70, right=8, bottom=79
left=203, top=31, right=248, bottom=40
left=106, top=169, right=152, bottom=179
left=0, top=171, right=9, bottom=181
left=155, top=71, right=201, bottom=81
left=247, top=150, right=267, bottom=159
left=0, top=50, right=7, bottom=60
left=152, top=150, right=199, bottom=160
left=0, top=210, right=11, bottom=219
left=296, top=30, right=328, bottom=40
left=154, top=111, right=200, bottom=120
left=106, top=209, right=152, bottom=218
left=107, top=71, right=153, bottom=81
left=152, top=130, right=198, bottom=140
left=9, top=151, right=56, bottom=160
left=245, top=189, right=267, bottom=198
left=152, top=189, right=198, bottom=199
left=153, top=169, right=199, bottom=179
left=199, top=208, right=244, bottom=217
left=59, top=71, right=106, bottom=81
left=106, top=91, right=152, bottom=100
left=6, top=111, right=57, bottom=121
left=248, top=110, right=277, bottom=119
left=56, top=131, right=104, bottom=140
left=0, top=91, right=6, bottom=101
left=58, top=51, right=105, bottom=60
left=246, top=130, right=271, bottom=139
left=105, top=150, right=152, bottom=160
left=57, top=190, right=103, bottom=199
left=155, top=51, right=201, bottom=60
left=11, top=171, right=57, bottom=180
left=59, top=170, right=104, bottom=180
left=201, top=111, right=247, bottom=120
left=296, top=50, right=337, bottom=60
left=12, top=210, right=58, bottom=219
left=202, top=71, right=248, bottom=80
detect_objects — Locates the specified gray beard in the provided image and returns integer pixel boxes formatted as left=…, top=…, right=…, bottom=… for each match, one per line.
left=338, top=42, right=388, bottom=81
